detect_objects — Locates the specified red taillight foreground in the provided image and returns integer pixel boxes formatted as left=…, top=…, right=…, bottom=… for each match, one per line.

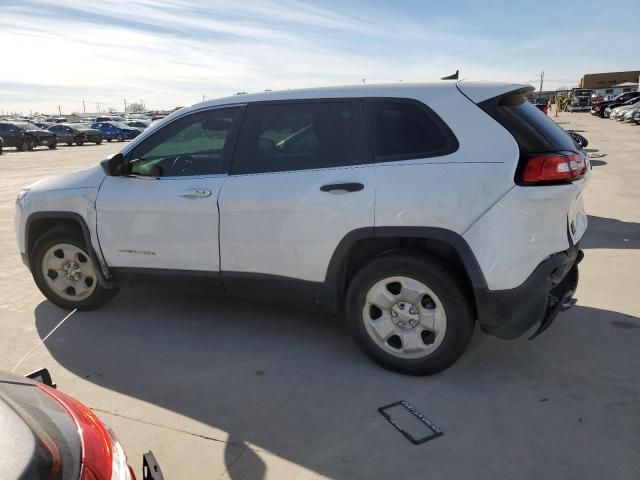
left=520, top=151, right=587, bottom=185
left=37, top=384, right=135, bottom=480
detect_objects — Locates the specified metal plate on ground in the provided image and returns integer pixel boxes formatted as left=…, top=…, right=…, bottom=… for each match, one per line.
left=378, top=400, right=443, bottom=445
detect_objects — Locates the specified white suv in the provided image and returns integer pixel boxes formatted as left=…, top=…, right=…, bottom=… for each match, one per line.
left=15, top=81, right=589, bottom=375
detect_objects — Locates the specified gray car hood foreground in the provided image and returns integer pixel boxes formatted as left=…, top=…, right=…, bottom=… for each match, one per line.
left=28, top=165, right=106, bottom=192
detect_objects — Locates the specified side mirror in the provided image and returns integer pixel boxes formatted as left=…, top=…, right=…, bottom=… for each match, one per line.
left=100, top=153, right=125, bottom=176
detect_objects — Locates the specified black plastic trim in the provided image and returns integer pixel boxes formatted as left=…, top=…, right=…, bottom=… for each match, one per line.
left=110, top=267, right=224, bottom=292
left=477, top=245, right=581, bottom=339
left=324, top=226, right=488, bottom=292
left=24, top=211, right=112, bottom=288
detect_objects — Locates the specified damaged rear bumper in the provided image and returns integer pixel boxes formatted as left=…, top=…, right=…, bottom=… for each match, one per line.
left=476, top=244, right=583, bottom=339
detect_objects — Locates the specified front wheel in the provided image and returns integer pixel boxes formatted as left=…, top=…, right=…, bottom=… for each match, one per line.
left=75, top=136, right=84, bottom=146
left=345, top=252, right=474, bottom=375
left=116, top=133, right=124, bottom=142
left=31, top=228, right=118, bottom=310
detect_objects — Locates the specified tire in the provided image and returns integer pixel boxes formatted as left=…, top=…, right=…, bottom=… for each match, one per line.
left=30, top=228, right=118, bottom=310
left=106, top=138, right=112, bottom=142
left=345, top=252, right=474, bottom=375
left=75, top=136, right=84, bottom=146
left=48, top=140, right=57, bottom=150
left=26, top=138, right=35, bottom=151
left=116, top=133, right=124, bottom=142
left=66, top=142, right=73, bottom=146
left=95, top=138, right=102, bottom=145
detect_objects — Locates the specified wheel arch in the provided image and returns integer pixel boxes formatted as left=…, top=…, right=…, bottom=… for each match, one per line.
left=25, top=212, right=112, bottom=287
left=324, top=227, right=487, bottom=316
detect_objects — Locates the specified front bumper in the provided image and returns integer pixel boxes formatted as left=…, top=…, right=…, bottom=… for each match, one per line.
left=476, top=244, right=583, bottom=339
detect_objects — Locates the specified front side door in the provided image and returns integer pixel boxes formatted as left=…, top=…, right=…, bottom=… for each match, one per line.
left=218, top=100, right=375, bottom=299
left=96, top=106, right=243, bottom=272
left=0, top=124, right=19, bottom=147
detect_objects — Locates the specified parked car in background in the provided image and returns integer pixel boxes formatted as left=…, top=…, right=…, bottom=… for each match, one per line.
left=623, top=107, right=639, bottom=123
left=532, top=97, right=549, bottom=114
left=15, top=82, right=588, bottom=375
left=48, top=124, right=103, bottom=145
left=568, top=88, right=593, bottom=112
left=0, top=122, right=57, bottom=151
left=33, top=122, right=54, bottom=129
left=0, top=368, right=163, bottom=480
left=95, top=116, right=125, bottom=123
left=91, top=121, right=141, bottom=142
left=608, top=97, right=640, bottom=120
left=634, top=108, right=640, bottom=125
left=592, top=91, right=640, bottom=117
left=126, top=120, right=150, bottom=131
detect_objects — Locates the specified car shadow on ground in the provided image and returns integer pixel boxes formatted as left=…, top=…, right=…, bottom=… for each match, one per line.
left=34, top=287, right=640, bottom=480
left=582, top=215, right=639, bottom=249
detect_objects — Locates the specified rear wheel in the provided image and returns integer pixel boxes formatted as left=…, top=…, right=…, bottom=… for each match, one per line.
left=48, top=139, right=57, bottom=150
left=116, top=133, right=124, bottom=142
left=75, top=136, right=84, bottom=146
left=31, top=228, right=118, bottom=310
left=346, top=252, right=474, bottom=375
left=26, top=138, right=35, bottom=151
left=66, top=142, right=73, bottom=146
left=106, top=138, right=112, bottom=142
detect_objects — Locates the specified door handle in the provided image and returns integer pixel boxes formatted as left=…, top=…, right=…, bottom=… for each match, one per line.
left=320, top=182, right=364, bottom=193
left=178, top=188, right=212, bottom=199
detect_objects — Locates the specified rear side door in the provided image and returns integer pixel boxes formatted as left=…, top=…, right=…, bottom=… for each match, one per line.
left=218, top=99, right=375, bottom=302
left=96, top=106, right=244, bottom=272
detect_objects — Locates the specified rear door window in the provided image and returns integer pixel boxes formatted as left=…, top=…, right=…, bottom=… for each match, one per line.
left=364, top=99, right=458, bottom=161
left=479, top=93, right=575, bottom=153
left=235, top=101, right=361, bottom=174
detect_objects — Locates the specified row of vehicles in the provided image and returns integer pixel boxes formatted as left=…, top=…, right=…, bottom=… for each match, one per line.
left=0, top=120, right=151, bottom=154
left=590, top=90, right=640, bottom=121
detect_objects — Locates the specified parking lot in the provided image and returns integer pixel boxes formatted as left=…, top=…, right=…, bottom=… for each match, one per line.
left=0, top=110, right=639, bottom=479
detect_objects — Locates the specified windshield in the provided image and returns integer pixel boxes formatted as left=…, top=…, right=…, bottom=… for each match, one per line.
left=111, top=122, right=130, bottom=129
left=573, top=90, right=592, bottom=97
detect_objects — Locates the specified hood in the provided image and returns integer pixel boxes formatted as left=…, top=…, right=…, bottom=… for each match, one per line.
left=28, top=164, right=105, bottom=192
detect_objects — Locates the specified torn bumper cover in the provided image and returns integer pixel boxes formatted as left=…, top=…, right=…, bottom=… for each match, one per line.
left=476, top=244, right=583, bottom=339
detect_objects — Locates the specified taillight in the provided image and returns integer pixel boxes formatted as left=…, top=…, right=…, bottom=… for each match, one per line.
left=518, top=151, right=587, bottom=185
left=37, top=384, right=135, bottom=480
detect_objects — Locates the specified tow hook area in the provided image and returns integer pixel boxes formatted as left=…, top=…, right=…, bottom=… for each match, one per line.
left=529, top=261, right=581, bottom=340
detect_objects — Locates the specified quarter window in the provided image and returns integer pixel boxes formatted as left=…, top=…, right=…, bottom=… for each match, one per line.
left=364, top=100, right=457, bottom=161
left=128, top=108, right=239, bottom=177
left=239, top=102, right=355, bottom=173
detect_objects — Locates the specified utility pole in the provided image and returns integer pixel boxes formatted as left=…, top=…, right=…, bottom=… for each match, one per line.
left=202, top=94, right=205, bottom=101
left=82, top=100, right=86, bottom=113
left=539, top=71, right=545, bottom=93
left=97, top=103, right=100, bottom=113
left=58, top=105, right=62, bottom=116
left=124, top=99, right=127, bottom=113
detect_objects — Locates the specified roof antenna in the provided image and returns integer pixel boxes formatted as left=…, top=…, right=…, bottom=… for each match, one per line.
left=441, top=70, right=459, bottom=80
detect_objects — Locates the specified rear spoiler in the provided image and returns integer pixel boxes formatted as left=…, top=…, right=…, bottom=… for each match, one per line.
left=456, top=81, right=534, bottom=104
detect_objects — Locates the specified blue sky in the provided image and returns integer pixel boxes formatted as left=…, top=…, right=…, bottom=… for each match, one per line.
left=1, top=0, right=639, bottom=114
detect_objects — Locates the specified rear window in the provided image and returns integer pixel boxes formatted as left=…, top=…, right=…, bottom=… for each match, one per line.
left=479, top=93, right=575, bottom=153
left=364, top=100, right=458, bottom=161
